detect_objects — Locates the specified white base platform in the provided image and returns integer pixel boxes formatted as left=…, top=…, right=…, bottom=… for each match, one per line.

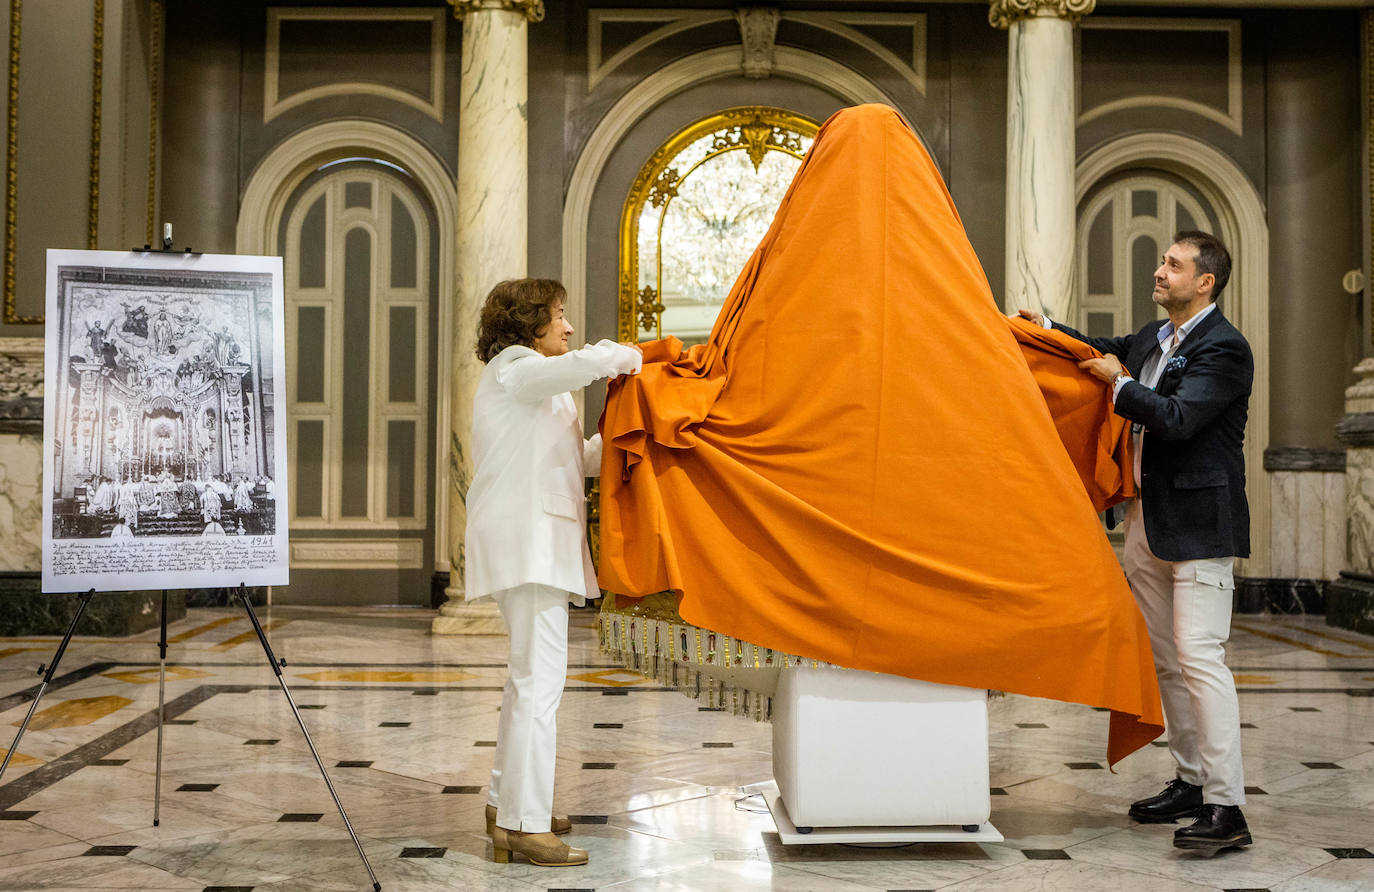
left=759, top=781, right=1003, bottom=845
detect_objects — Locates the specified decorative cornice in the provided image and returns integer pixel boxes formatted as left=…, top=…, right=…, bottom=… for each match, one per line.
left=1263, top=446, right=1346, bottom=473
left=447, top=0, right=544, bottom=23
left=736, top=8, right=780, bottom=79
left=989, top=0, right=1096, bottom=29
left=1336, top=410, right=1374, bottom=448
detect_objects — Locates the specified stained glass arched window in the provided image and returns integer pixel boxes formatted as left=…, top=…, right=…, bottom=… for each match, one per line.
left=619, top=107, right=820, bottom=344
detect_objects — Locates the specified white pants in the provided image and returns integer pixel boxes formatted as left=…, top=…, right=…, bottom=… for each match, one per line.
left=1124, top=499, right=1245, bottom=805
left=487, top=583, right=570, bottom=832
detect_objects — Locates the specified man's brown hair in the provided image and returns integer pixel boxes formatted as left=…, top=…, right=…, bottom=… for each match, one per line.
left=475, top=278, right=565, bottom=363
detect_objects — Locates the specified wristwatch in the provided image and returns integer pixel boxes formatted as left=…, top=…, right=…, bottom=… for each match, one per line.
left=1110, top=371, right=1129, bottom=389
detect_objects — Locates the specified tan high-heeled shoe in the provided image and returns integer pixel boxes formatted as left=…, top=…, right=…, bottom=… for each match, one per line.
left=490, top=826, right=588, bottom=866
left=485, top=804, right=571, bottom=836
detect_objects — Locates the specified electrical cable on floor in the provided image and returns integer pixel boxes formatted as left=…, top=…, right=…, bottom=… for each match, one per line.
left=733, top=792, right=770, bottom=814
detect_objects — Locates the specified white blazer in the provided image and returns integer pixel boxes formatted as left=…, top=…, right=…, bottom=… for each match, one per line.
left=464, top=340, right=642, bottom=604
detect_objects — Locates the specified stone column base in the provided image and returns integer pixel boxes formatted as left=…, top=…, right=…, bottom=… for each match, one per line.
left=431, top=595, right=507, bottom=635
left=1324, top=573, right=1374, bottom=635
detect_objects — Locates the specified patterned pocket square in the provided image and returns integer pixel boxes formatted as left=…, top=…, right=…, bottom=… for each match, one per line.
left=1166, top=355, right=1187, bottom=371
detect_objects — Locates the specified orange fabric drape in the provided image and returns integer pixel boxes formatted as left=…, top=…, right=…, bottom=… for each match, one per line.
left=598, top=104, right=1162, bottom=767
left=1007, top=317, right=1137, bottom=513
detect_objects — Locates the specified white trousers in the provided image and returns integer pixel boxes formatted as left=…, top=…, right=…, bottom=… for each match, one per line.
left=1123, top=499, right=1245, bottom=805
left=487, top=583, right=570, bottom=832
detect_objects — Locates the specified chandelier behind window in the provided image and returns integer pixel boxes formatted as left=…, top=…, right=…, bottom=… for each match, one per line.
left=619, top=107, right=819, bottom=344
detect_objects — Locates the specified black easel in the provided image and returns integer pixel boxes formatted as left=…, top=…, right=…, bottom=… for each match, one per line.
left=7, top=225, right=381, bottom=886
left=134, top=222, right=198, bottom=255
left=231, top=583, right=379, bottom=890
left=0, top=590, right=95, bottom=779
left=1, top=586, right=381, bottom=891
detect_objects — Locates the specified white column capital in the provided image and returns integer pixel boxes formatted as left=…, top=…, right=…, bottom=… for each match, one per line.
left=989, top=0, right=1095, bottom=30
left=447, top=0, right=544, bottom=24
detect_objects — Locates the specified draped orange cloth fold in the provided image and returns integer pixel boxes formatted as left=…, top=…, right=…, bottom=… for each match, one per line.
left=1007, top=317, right=1137, bottom=513
left=598, top=104, right=1162, bottom=766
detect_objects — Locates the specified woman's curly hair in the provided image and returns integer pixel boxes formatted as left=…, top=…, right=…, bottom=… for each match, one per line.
left=475, top=278, right=566, bottom=363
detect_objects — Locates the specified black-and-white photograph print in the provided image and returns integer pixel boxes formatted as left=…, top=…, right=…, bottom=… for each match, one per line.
left=41, top=250, right=289, bottom=593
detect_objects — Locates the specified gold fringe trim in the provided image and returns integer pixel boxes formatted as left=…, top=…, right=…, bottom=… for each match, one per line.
left=598, top=607, right=1003, bottom=718
left=598, top=609, right=843, bottom=722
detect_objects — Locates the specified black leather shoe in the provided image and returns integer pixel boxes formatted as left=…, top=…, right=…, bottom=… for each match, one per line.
left=1128, top=778, right=1203, bottom=823
left=1173, top=804, right=1252, bottom=854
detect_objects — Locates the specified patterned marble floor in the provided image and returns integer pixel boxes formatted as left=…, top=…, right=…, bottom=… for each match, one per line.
left=0, top=605, right=1370, bottom=892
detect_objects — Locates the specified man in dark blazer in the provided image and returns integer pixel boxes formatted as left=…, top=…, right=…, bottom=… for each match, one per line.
left=1020, top=231, right=1253, bottom=855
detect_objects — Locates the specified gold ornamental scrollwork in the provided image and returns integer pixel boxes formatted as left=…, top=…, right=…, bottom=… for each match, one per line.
left=647, top=168, right=680, bottom=208
left=146, top=0, right=163, bottom=246
left=989, top=0, right=1095, bottom=29
left=3, top=0, right=36, bottom=324
left=87, top=0, right=104, bottom=250
left=446, top=0, right=544, bottom=23
left=617, top=106, right=819, bottom=341
left=635, top=286, right=664, bottom=334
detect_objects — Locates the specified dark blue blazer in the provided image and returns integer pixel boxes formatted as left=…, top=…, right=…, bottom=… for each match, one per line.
left=1054, top=309, right=1253, bottom=562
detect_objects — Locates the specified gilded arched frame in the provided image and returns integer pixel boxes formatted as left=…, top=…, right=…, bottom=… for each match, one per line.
left=618, top=106, right=820, bottom=342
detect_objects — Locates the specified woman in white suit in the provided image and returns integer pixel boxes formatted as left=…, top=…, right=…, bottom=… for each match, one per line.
left=465, top=278, right=641, bottom=867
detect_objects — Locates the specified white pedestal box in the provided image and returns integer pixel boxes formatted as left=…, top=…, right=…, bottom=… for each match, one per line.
left=765, top=666, right=1001, bottom=844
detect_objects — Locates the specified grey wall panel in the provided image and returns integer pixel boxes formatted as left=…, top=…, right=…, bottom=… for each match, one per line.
left=528, top=0, right=568, bottom=280
left=562, top=5, right=943, bottom=188
left=236, top=2, right=461, bottom=201
left=7, top=0, right=97, bottom=328
left=947, top=5, right=1008, bottom=303
left=276, top=18, right=433, bottom=101
left=1075, top=13, right=1268, bottom=196
left=161, top=2, right=243, bottom=256
left=1265, top=12, right=1362, bottom=450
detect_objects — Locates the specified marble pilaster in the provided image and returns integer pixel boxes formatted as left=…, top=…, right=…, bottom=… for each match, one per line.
left=992, top=0, right=1094, bottom=319
left=434, top=0, right=542, bottom=635
left=1328, top=358, right=1374, bottom=633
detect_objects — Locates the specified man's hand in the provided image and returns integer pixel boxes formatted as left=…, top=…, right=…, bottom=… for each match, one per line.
left=1016, top=308, right=1045, bottom=327
left=1078, top=354, right=1125, bottom=383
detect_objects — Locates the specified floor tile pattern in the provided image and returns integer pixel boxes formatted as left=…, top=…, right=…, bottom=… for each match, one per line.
left=0, top=607, right=1369, bottom=890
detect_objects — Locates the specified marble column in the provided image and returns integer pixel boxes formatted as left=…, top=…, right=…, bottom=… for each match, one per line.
left=434, top=0, right=543, bottom=635
left=991, top=0, right=1094, bottom=320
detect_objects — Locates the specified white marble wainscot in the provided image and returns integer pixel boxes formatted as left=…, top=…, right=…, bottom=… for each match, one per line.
left=994, top=0, right=1094, bottom=320
left=435, top=1, right=539, bottom=635
left=0, top=433, right=42, bottom=571
left=1344, top=450, right=1374, bottom=574
left=0, top=337, right=44, bottom=572
left=1269, top=468, right=1346, bottom=580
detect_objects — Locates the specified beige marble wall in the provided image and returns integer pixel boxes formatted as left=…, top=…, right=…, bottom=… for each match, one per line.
left=0, top=337, right=44, bottom=571
left=1269, top=470, right=1345, bottom=580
